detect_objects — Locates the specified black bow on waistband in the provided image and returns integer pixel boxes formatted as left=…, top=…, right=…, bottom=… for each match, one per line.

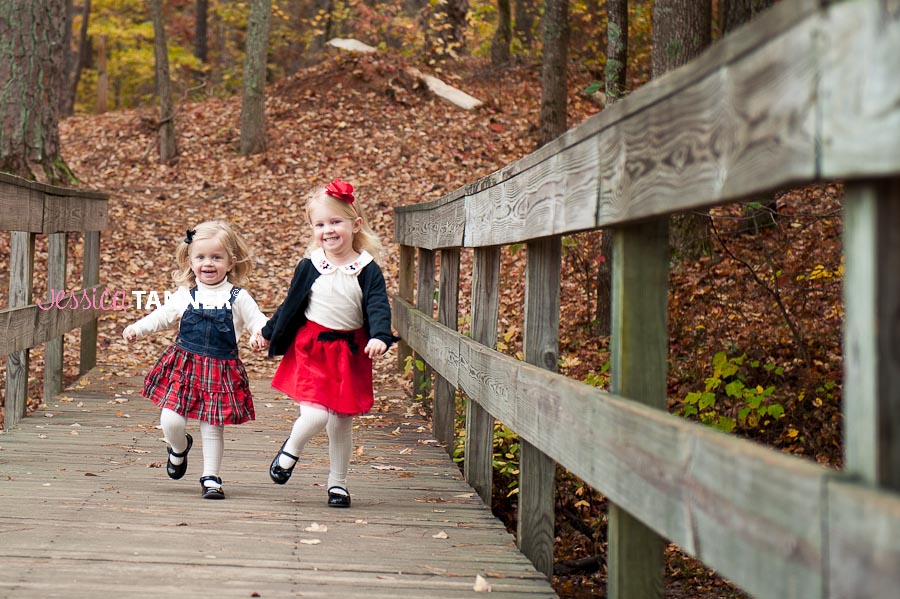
left=317, top=331, right=358, bottom=354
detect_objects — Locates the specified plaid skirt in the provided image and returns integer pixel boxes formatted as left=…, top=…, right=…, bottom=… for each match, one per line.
left=143, top=345, right=255, bottom=425
left=271, top=320, right=374, bottom=416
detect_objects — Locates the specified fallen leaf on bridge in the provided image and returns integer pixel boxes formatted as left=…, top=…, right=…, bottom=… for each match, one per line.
left=304, top=522, right=328, bottom=532
left=371, top=464, right=404, bottom=470
left=432, top=531, right=449, bottom=539
left=300, top=539, right=321, bottom=545
left=473, top=575, right=492, bottom=592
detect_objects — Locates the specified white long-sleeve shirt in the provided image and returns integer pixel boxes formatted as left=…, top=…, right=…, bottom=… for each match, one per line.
left=126, top=279, right=268, bottom=343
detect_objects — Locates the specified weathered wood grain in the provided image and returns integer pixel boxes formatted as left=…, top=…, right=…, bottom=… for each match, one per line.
left=80, top=231, right=101, bottom=374
left=434, top=248, right=461, bottom=447
left=0, top=285, right=106, bottom=355
left=393, top=189, right=465, bottom=250
left=397, top=244, right=415, bottom=370
left=517, top=237, right=561, bottom=578
left=820, top=0, right=900, bottom=177
left=0, top=371, right=557, bottom=598
left=393, top=298, right=840, bottom=599
left=0, top=182, right=42, bottom=232
left=464, top=246, right=501, bottom=503
left=607, top=220, right=668, bottom=599
left=827, top=478, right=900, bottom=599
left=414, top=248, right=436, bottom=410
left=5, top=232, right=35, bottom=429
left=42, top=194, right=109, bottom=233
left=0, top=172, right=109, bottom=234
left=843, top=180, right=900, bottom=491
left=43, top=233, right=67, bottom=401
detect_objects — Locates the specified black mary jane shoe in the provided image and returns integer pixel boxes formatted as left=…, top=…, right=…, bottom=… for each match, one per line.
left=200, top=476, right=225, bottom=500
left=327, top=486, right=351, bottom=508
left=166, top=433, right=193, bottom=480
left=269, top=441, right=299, bottom=485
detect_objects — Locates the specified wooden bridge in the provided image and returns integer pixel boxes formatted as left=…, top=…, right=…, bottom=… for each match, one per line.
left=0, top=370, right=554, bottom=597
left=0, top=178, right=553, bottom=596
left=3, top=0, right=900, bottom=597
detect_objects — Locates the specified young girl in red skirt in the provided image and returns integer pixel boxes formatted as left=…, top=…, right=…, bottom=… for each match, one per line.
left=253, top=178, right=396, bottom=507
left=124, top=221, right=268, bottom=499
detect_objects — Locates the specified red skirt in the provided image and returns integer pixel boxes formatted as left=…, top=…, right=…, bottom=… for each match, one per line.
left=271, top=320, right=374, bottom=415
left=143, top=345, right=255, bottom=426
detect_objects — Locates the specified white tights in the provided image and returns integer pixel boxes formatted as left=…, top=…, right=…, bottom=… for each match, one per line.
left=159, top=408, right=224, bottom=479
left=278, top=403, right=354, bottom=491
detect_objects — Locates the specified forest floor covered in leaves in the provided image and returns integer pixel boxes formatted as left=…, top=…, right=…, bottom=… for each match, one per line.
left=1, top=50, right=844, bottom=598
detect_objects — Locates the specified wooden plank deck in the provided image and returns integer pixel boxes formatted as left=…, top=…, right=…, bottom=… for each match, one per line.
left=0, top=366, right=556, bottom=598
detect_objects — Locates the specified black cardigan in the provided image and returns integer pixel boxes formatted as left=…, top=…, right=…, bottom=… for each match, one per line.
left=261, top=257, right=395, bottom=357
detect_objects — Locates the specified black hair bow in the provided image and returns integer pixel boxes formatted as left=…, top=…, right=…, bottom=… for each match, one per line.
left=184, top=228, right=196, bottom=244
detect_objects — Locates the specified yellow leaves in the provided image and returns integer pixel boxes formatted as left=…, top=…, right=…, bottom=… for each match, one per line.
left=788, top=428, right=799, bottom=438
left=797, top=264, right=843, bottom=282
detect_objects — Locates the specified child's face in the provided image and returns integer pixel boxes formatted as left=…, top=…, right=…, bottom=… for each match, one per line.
left=189, top=236, right=234, bottom=286
left=308, top=200, right=362, bottom=262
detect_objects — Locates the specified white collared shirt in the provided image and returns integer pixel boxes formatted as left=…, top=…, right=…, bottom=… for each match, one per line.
left=305, top=248, right=373, bottom=330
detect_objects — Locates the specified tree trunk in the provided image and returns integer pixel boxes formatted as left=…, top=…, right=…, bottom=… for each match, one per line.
left=306, top=0, right=335, bottom=63
left=721, top=0, right=778, bottom=235
left=0, top=0, right=73, bottom=183
left=514, top=0, right=537, bottom=48
left=720, top=0, right=772, bottom=34
left=653, top=0, right=711, bottom=261
left=60, top=0, right=75, bottom=116
left=239, top=0, right=272, bottom=156
left=604, top=0, right=627, bottom=103
left=537, top=0, right=568, bottom=147
left=652, top=0, right=710, bottom=76
left=490, top=0, right=511, bottom=66
left=150, top=0, right=177, bottom=162
left=424, top=0, right=469, bottom=61
left=595, top=0, right=626, bottom=336
left=96, top=34, right=108, bottom=113
left=195, top=0, right=208, bottom=63
left=62, top=0, right=92, bottom=118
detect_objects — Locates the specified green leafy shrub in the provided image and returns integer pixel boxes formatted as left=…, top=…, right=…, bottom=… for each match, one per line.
left=680, top=351, right=785, bottom=433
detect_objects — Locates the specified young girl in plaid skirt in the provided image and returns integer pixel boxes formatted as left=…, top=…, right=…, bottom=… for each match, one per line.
left=252, top=178, right=397, bottom=508
left=124, top=221, right=268, bottom=499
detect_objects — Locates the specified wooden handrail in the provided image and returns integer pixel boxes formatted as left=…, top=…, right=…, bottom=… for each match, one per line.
left=392, top=0, right=900, bottom=596
left=394, top=0, right=899, bottom=251
left=2, top=173, right=109, bottom=429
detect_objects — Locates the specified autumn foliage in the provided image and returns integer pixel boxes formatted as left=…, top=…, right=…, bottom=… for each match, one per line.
left=0, top=48, right=843, bottom=598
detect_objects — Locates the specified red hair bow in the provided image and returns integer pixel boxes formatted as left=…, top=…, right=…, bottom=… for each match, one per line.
left=324, top=178, right=355, bottom=204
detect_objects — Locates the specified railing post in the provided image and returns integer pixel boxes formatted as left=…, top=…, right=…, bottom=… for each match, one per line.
left=518, top=235, right=561, bottom=578
left=434, top=248, right=460, bottom=448
left=397, top=244, right=415, bottom=372
left=843, top=179, right=900, bottom=491
left=607, top=219, right=669, bottom=599
left=465, top=246, right=501, bottom=503
left=44, top=232, right=67, bottom=401
left=5, top=232, right=36, bottom=429
left=415, top=248, right=435, bottom=412
left=79, top=230, right=100, bottom=374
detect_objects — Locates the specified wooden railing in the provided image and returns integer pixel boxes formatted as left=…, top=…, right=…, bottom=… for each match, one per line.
left=1, top=173, right=109, bottom=429
left=392, top=0, right=900, bottom=597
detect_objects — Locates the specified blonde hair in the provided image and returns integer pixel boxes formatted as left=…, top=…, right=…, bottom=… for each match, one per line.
left=172, top=220, right=254, bottom=287
left=305, top=186, right=383, bottom=260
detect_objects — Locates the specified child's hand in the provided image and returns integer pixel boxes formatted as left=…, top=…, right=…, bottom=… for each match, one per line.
left=250, top=331, right=269, bottom=351
left=123, top=326, right=138, bottom=344
left=364, top=339, right=387, bottom=359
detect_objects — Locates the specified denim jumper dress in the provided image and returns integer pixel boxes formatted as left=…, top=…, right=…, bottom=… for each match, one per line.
left=176, top=287, right=242, bottom=359
left=143, top=286, right=255, bottom=426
